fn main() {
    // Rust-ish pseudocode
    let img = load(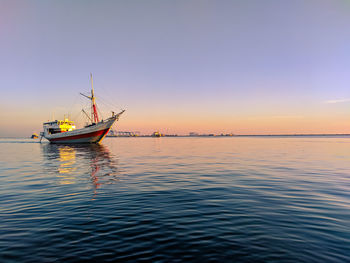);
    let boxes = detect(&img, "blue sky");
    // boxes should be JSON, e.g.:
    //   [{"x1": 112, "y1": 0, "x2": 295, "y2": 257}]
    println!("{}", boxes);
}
[{"x1": 1, "y1": 0, "x2": 350, "y2": 136}]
